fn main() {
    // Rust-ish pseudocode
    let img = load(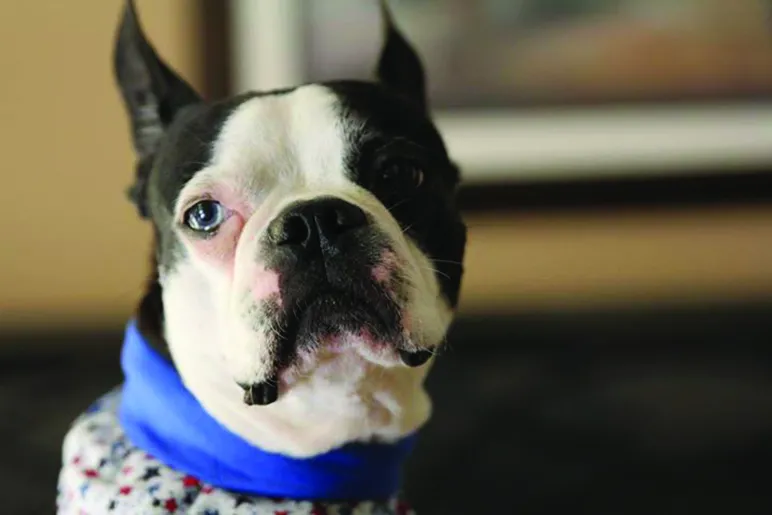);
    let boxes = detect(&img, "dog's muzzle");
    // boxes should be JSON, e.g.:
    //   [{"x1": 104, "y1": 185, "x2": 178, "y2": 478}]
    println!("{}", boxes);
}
[{"x1": 237, "y1": 196, "x2": 430, "y2": 406}]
